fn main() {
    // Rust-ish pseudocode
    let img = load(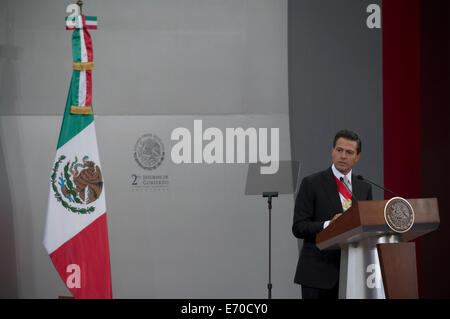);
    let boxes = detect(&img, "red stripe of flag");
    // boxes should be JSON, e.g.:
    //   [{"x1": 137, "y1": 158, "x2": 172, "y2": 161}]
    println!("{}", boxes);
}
[
  {"x1": 49, "y1": 213, "x2": 112, "y2": 299},
  {"x1": 83, "y1": 28, "x2": 93, "y2": 106}
]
